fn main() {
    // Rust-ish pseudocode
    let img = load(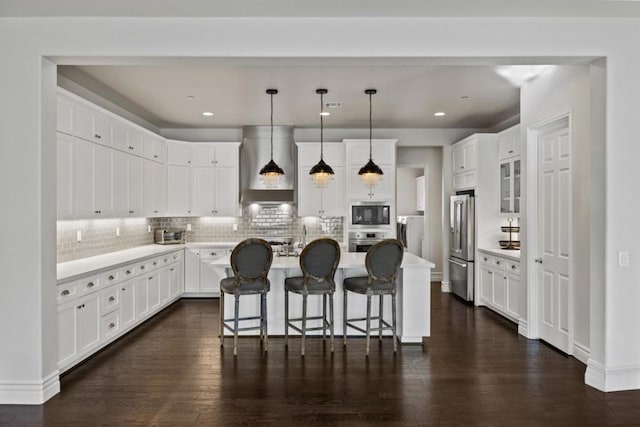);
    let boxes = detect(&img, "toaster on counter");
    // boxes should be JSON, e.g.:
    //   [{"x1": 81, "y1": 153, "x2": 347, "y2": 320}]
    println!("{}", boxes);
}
[{"x1": 154, "y1": 228, "x2": 186, "y2": 245}]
